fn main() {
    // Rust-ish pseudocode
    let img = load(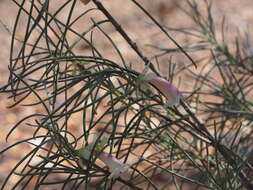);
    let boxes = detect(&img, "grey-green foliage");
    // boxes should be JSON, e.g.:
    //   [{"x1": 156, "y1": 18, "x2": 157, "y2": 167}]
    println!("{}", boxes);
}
[{"x1": 0, "y1": 0, "x2": 252, "y2": 190}]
